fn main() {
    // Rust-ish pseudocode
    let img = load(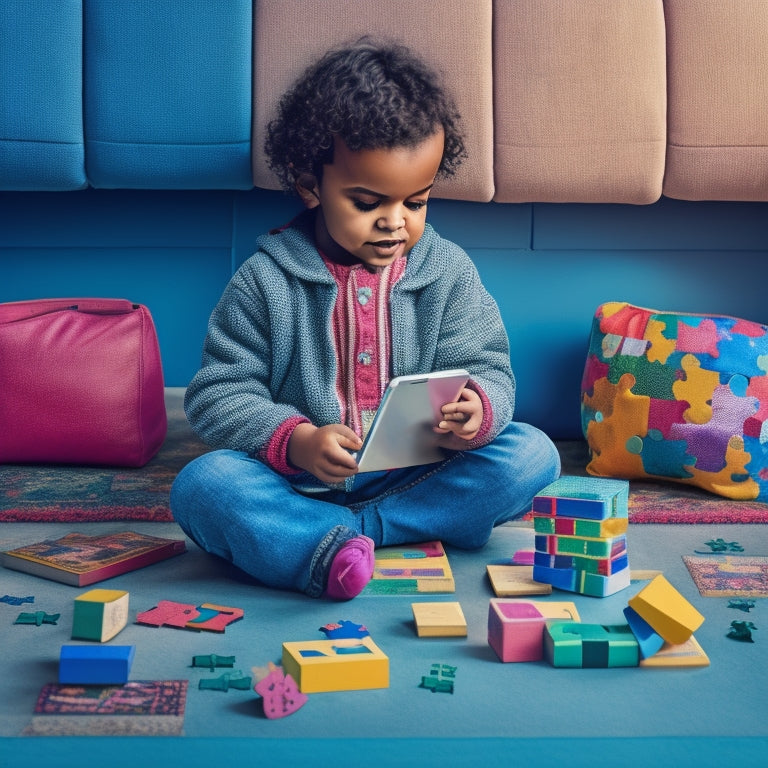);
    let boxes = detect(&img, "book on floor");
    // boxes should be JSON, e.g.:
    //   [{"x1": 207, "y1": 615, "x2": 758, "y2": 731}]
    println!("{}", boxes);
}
[
  {"x1": 1, "y1": 531, "x2": 186, "y2": 586},
  {"x1": 361, "y1": 540, "x2": 455, "y2": 595}
]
